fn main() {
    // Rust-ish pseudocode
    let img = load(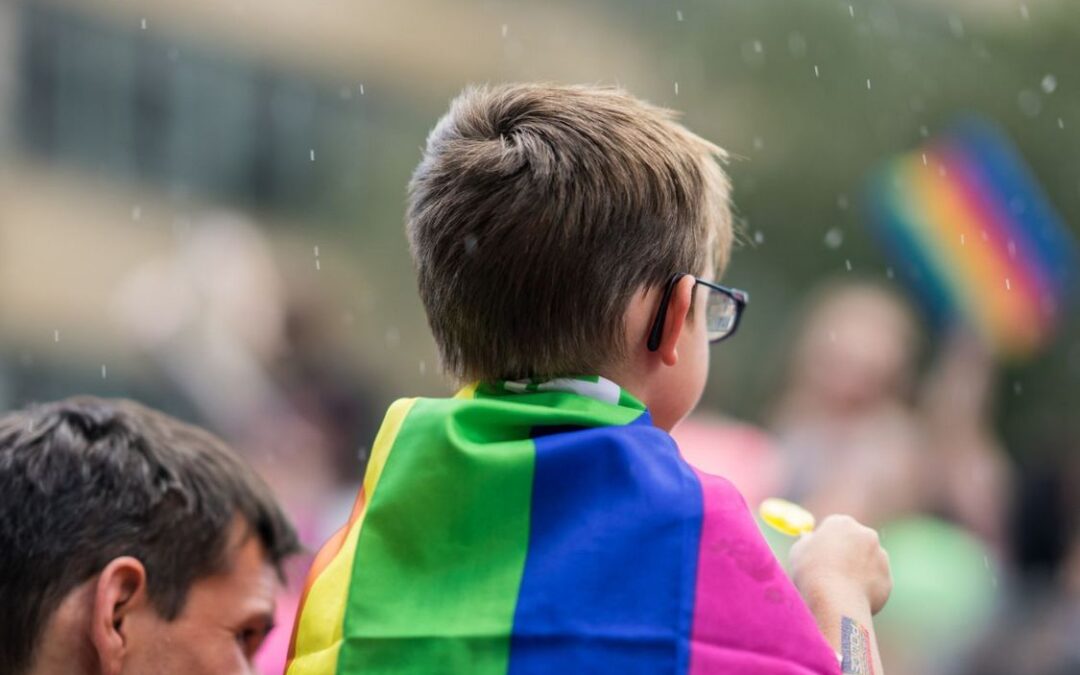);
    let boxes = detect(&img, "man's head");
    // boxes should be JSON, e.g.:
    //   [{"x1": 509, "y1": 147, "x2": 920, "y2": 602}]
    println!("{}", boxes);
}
[
  {"x1": 407, "y1": 83, "x2": 734, "y2": 424},
  {"x1": 0, "y1": 397, "x2": 299, "y2": 675}
]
